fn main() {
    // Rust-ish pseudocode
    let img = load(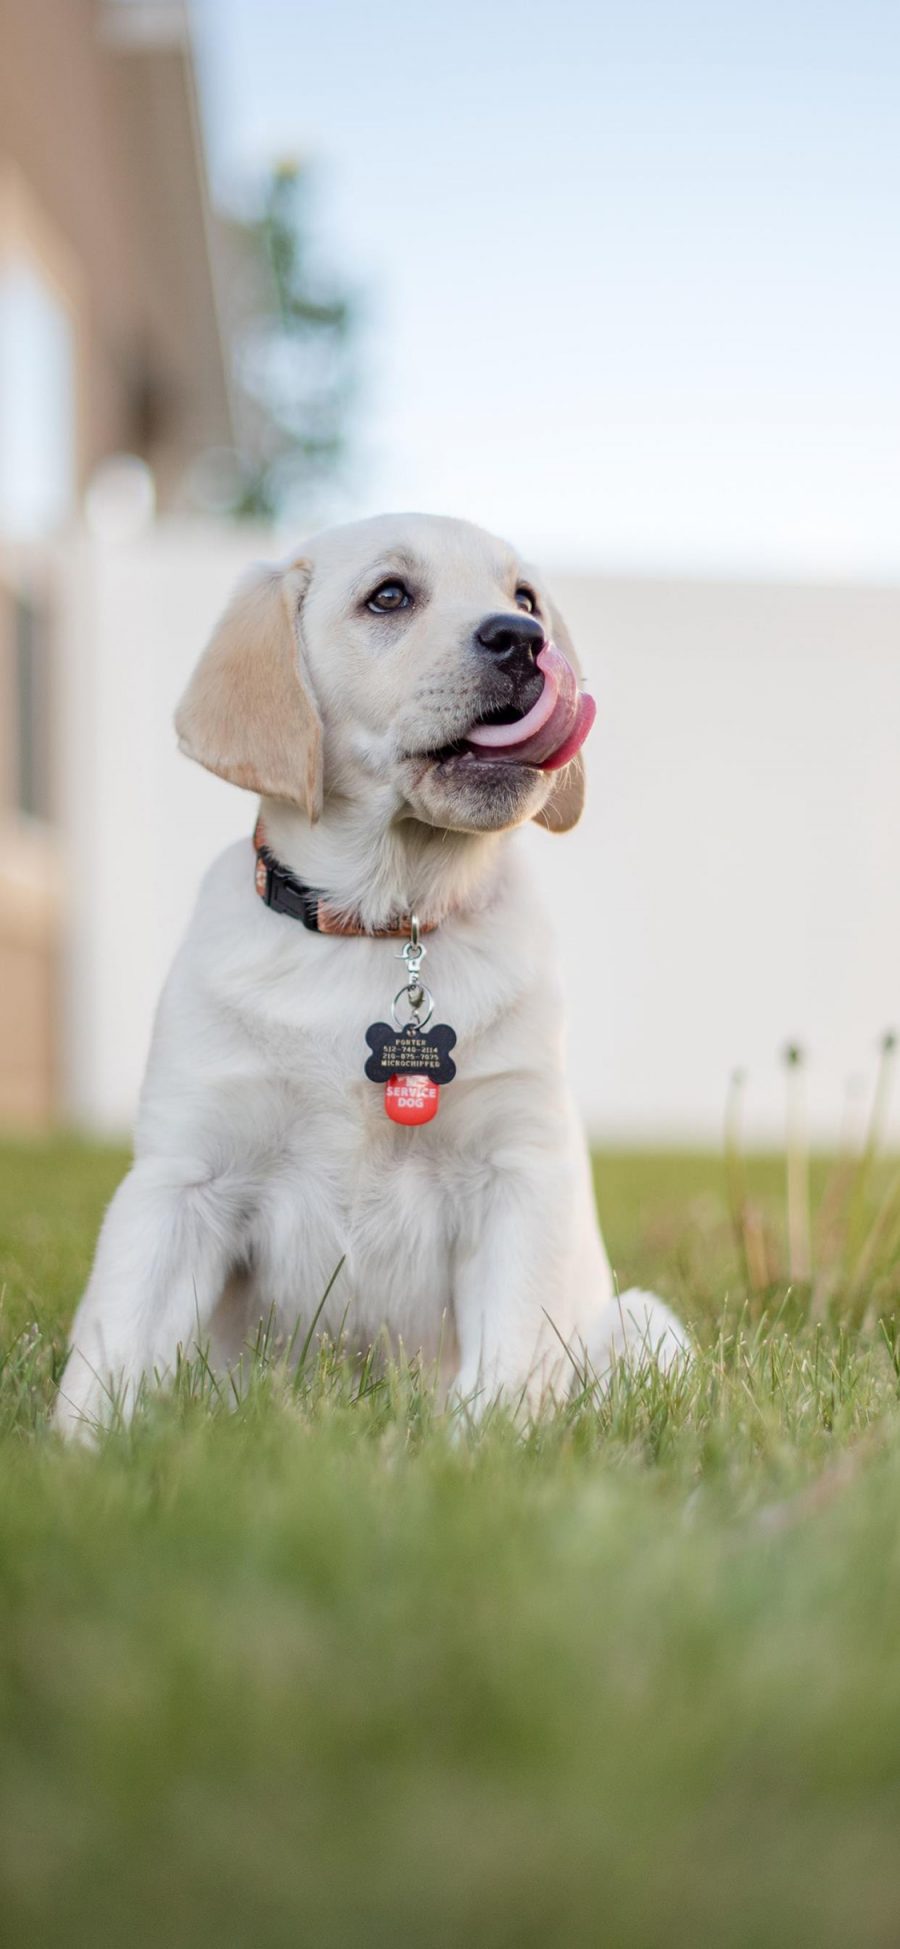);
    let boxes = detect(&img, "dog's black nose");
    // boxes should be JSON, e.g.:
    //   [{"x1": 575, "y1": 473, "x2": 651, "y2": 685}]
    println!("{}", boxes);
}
[{"x1": 475, "y1": 612, "x2": 543, "y2": 674}]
